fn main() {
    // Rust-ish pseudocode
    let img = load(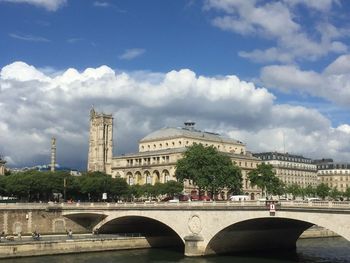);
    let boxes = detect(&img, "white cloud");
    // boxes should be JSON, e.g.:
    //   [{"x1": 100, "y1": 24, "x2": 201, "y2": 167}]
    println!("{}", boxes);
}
[
  {"x1": 93, "y1": 1, "x2": 109, "y2": 7},
  {"x1": 260, "y1": 55, "x2": 350, "y2": 106},
  {"x1": 283, "y1": 0, "x2": 339, "y2": 12},
  {"x1": 205, "y1": 0, "x2": 347, "y2": 63},
  {"x1": 0, "y1": 0, "x2": 67, "y2": 11},
  {"x1": 66, "y1": 38, "x2": 83, "y2": 44},
  {"x1": 119, "y1": 48, "x2": 145, "y2": 60},
  {"x1": 324, "y1": 54, "x2": 350, "y2": 75},
  {"x1": 1, "y1": 61, "x2": 350, "y2": 169},
  {"x1": 9, "y1": 33, "x2": 50, "y2": 42},
  {"x1": 239, "y1": 48, "x2": 294, "y2": 64}
]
